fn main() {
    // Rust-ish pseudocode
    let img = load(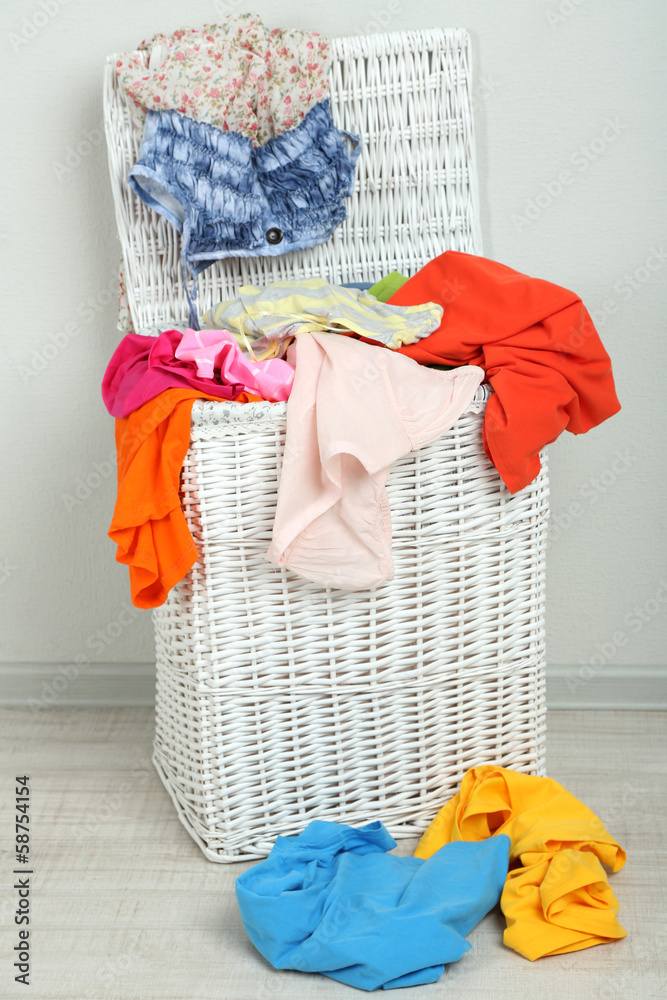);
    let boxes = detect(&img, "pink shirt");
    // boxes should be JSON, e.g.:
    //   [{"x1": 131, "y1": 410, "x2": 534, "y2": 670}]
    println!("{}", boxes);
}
[{"x1": 102, "y1": 328, "x2": 294, "y2": 418}]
